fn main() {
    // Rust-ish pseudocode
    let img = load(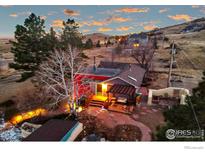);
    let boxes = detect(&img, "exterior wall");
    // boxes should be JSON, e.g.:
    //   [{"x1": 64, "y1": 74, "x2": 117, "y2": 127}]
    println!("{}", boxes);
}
[
  {"x1": 147, "y1": 87, "x2": 190, "y2": 105},
  {"x1": 74, "y1": 73, "x2": 111, "y2": 97}
]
